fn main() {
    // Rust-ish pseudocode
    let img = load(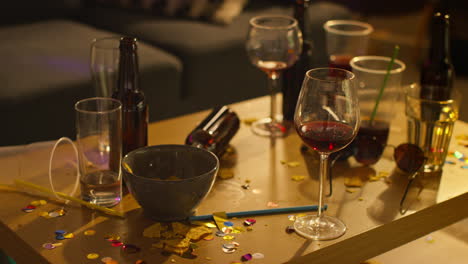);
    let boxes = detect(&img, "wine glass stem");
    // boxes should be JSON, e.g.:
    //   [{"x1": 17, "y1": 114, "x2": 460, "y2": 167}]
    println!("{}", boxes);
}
[
  {"x1": 268, "y1": 74, "x2": 281, "y2": 124},
  {"x1": 318, "y1": 153, "x2": 329, "y2": 218}
]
